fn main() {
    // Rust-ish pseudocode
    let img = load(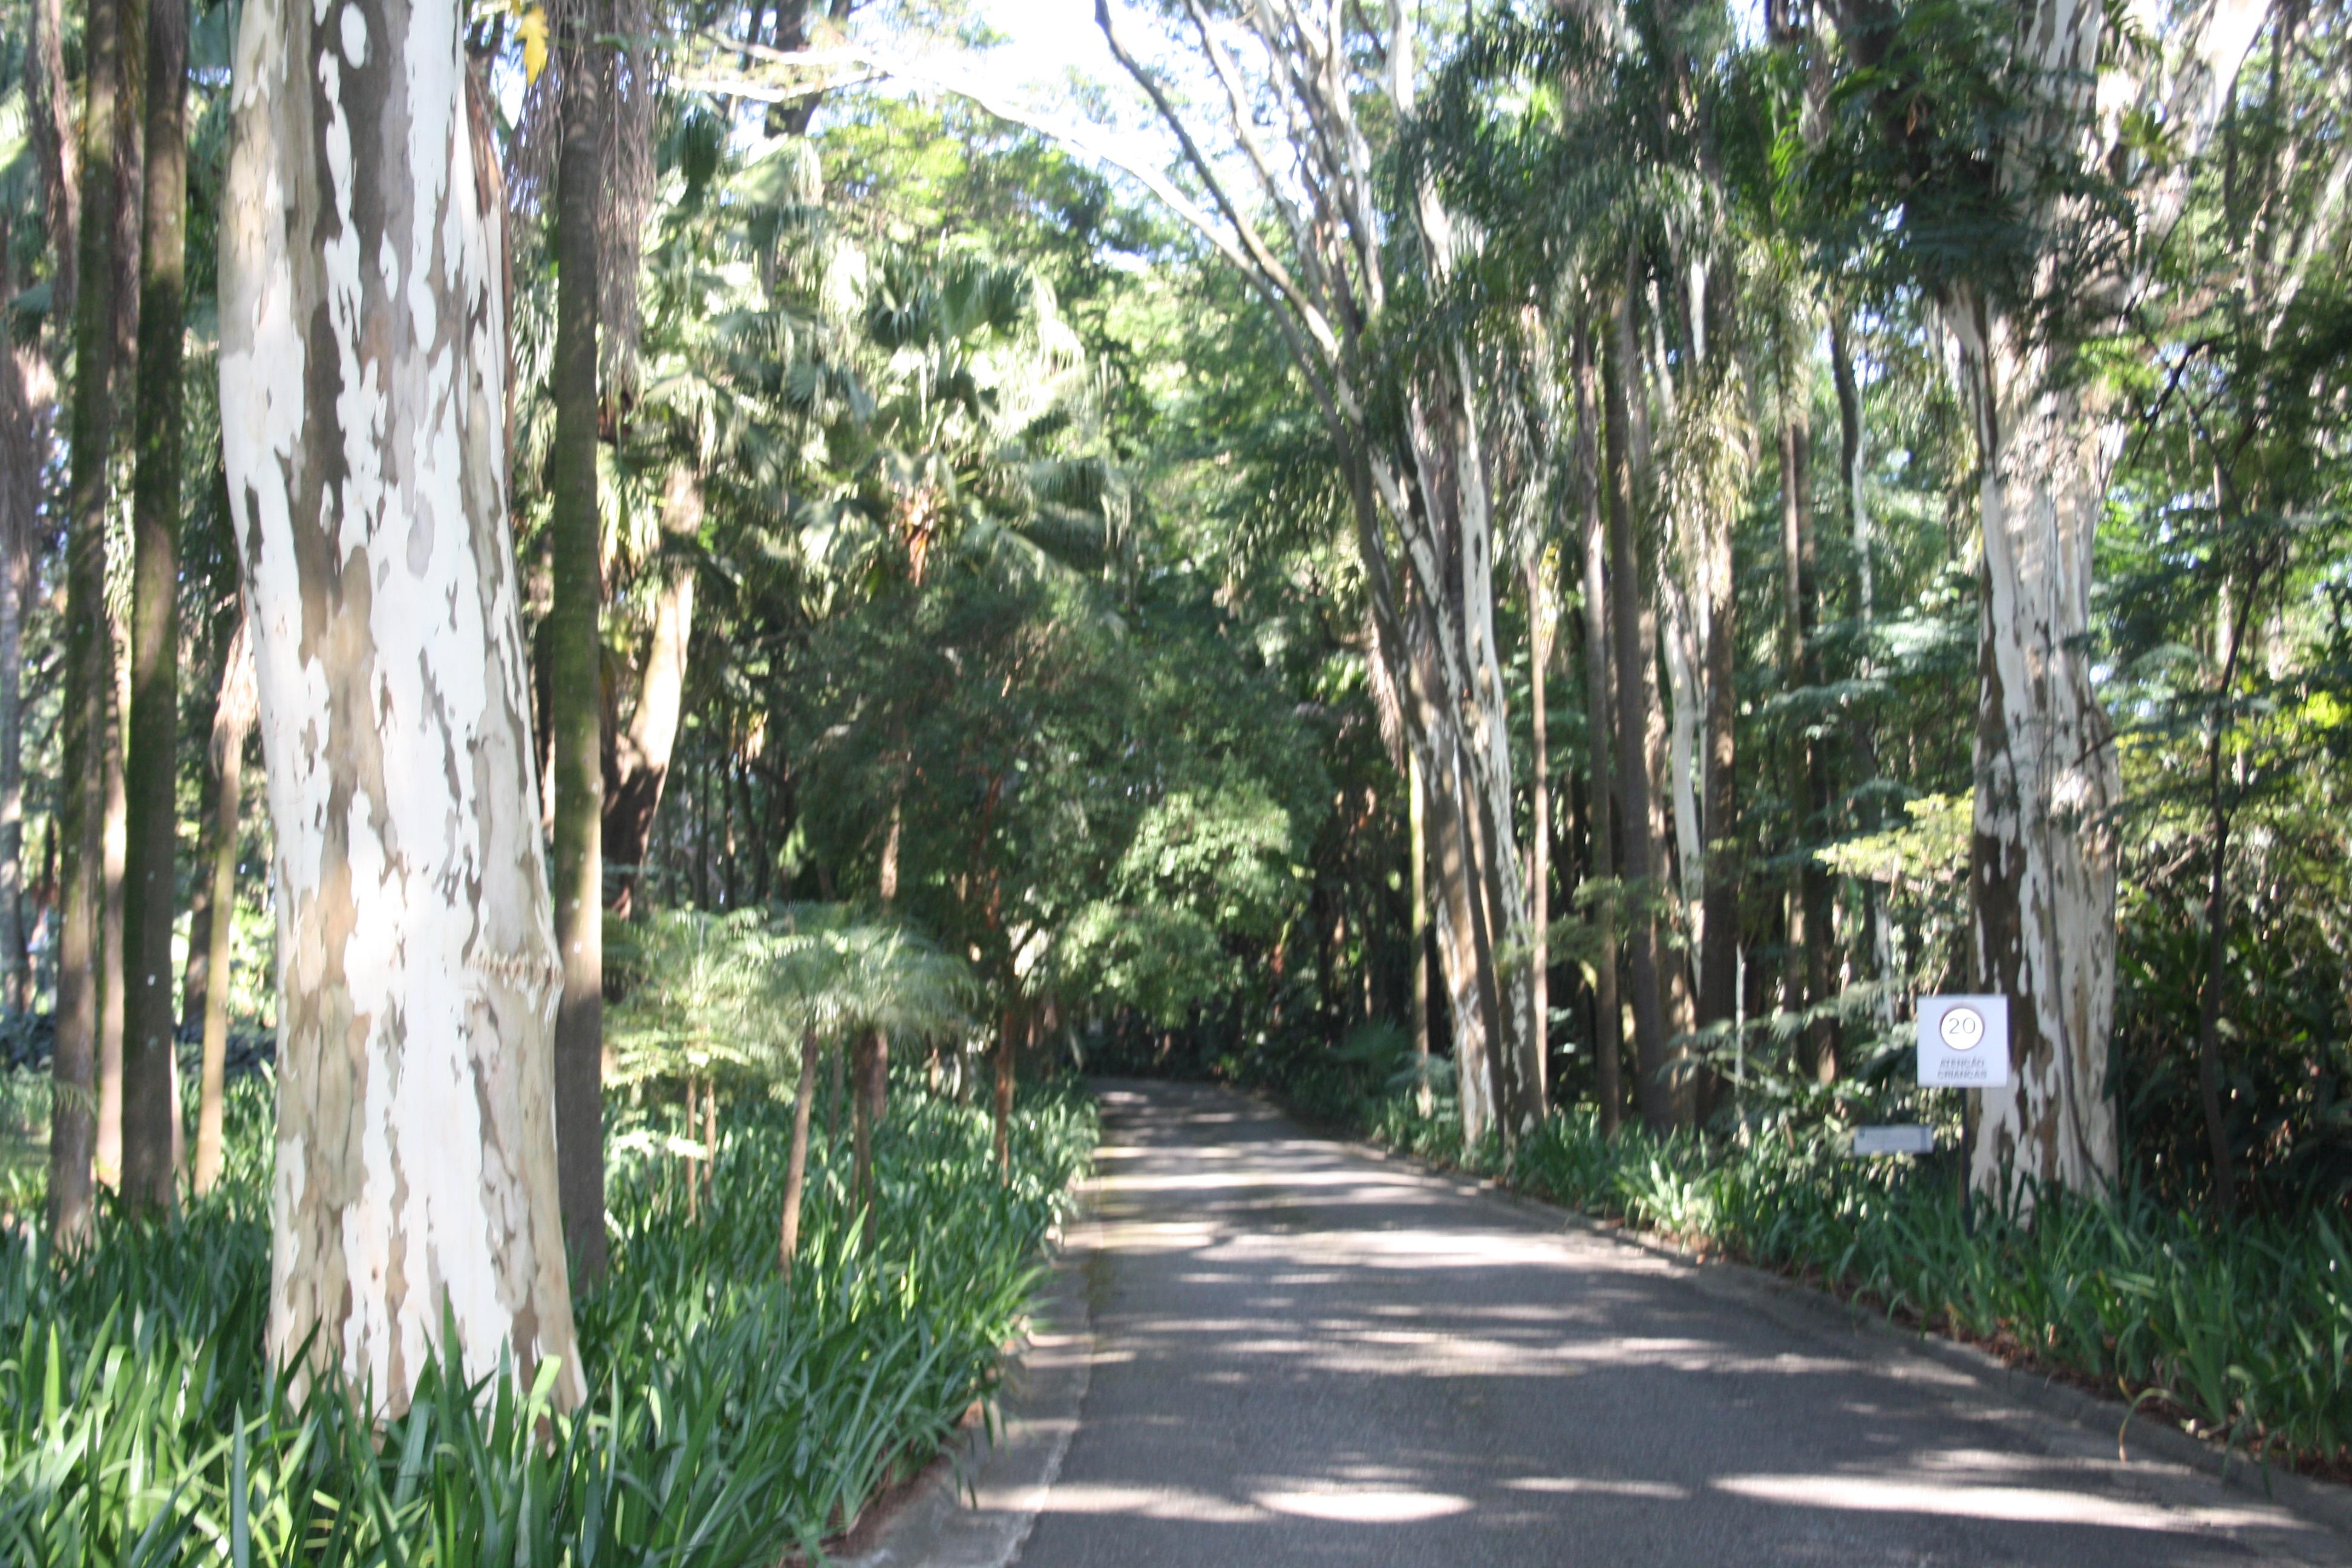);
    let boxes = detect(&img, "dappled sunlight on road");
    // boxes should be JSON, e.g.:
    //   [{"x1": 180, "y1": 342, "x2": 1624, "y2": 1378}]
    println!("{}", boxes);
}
[{"x1": 1009, "y1": 1082, "x2": 2342, "y2": 1567}]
